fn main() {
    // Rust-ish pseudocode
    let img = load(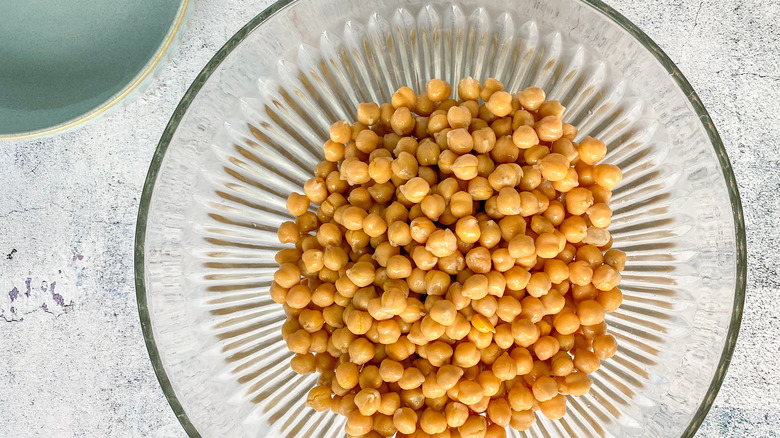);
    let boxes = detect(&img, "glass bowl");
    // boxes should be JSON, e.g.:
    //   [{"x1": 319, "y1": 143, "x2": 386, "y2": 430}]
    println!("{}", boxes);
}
[{"x1": 135, "y1": 0, "x2": 746, "y2": 437}]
